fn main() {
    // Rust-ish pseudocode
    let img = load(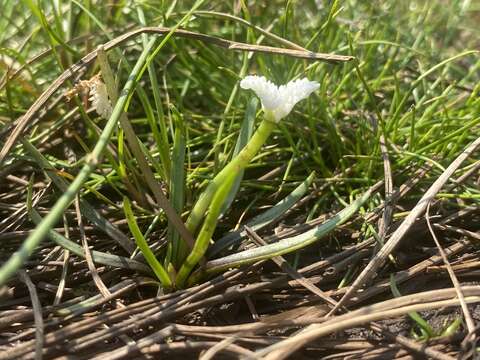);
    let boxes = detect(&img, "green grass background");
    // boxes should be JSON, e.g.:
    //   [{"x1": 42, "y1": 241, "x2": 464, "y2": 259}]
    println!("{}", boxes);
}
[{"x1": 0, "y1": 0, "x2": 479, "y2": 286}]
